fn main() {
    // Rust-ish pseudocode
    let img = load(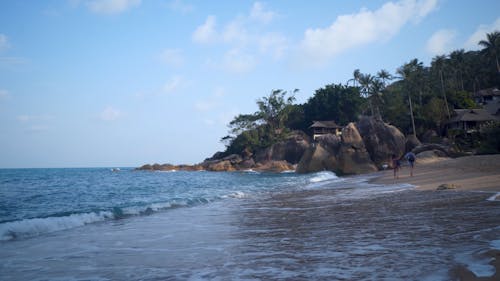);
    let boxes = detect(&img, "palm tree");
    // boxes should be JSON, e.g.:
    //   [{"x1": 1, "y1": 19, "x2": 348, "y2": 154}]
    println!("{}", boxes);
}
[
  {"x1": 347, "y1": 69, "x2": 361, "y2": 87},
  {"x1": 431, "y1": 55, "x2": 451, "y2": 119},
  {"x1": 396, "y1": 60, "x2": 420, "y2": 136},
  {"x1": 478, "y1": 31, "x2": 500, "y2": 73},
  {"x1": 449, "y1": 49, "x2": 466, "y2": 91},
  {"x1": 377, "y1": 69, "x2": 393, "y2": 87}
]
